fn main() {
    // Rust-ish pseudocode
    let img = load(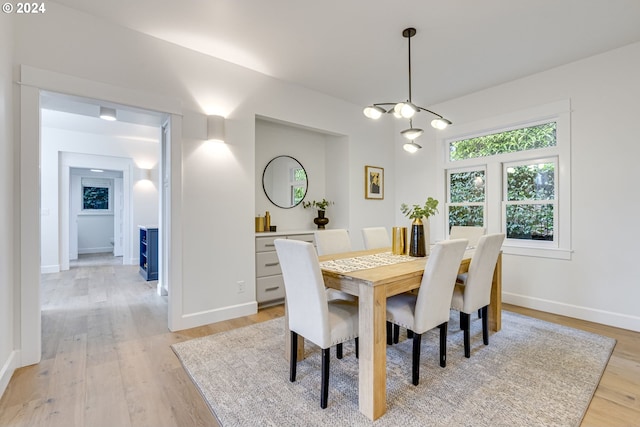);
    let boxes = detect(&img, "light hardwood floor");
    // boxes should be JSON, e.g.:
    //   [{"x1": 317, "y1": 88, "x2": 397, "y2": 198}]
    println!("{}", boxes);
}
[{"x1": 0, "y1": 256, "x2": 638, "y2": 426}]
